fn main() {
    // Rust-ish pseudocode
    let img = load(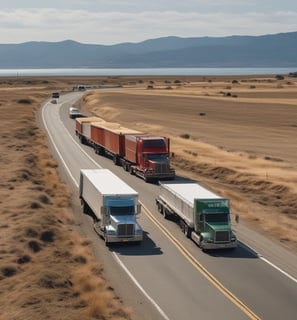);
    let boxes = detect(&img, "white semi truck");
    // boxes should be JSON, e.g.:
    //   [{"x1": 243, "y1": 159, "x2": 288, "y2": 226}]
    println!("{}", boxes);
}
[
  {"x1": 79, "y1": 169, "x2": 143, "y2": 244},
  {"x1": 156, "y1": 181, "x2": 237, "y2": 250}
]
